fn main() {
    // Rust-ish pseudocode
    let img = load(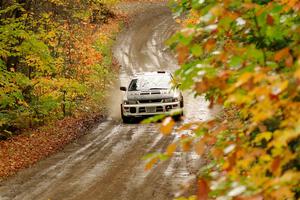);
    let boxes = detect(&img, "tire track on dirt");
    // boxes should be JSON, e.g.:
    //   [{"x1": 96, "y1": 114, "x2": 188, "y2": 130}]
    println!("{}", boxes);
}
[{"x1": 72, "y1": 124, "x2": 173, "y2": 200}]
